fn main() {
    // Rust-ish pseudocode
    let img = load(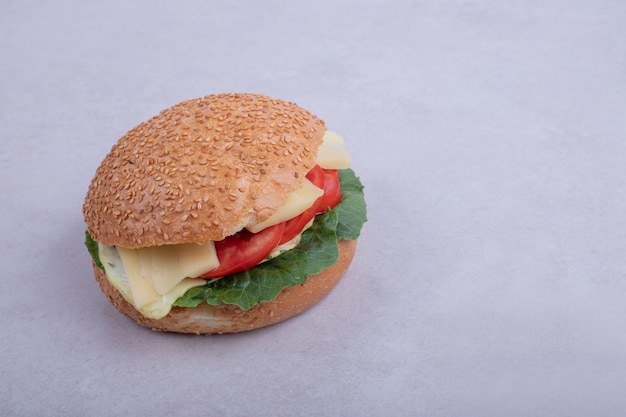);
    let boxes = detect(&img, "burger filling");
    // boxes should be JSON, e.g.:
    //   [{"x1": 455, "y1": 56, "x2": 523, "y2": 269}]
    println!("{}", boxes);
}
[{"x1": 87, "y1": 132, "x2": 366, "y2": 319}]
